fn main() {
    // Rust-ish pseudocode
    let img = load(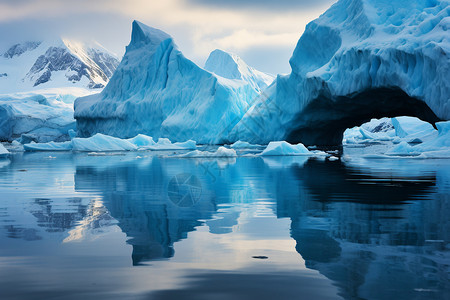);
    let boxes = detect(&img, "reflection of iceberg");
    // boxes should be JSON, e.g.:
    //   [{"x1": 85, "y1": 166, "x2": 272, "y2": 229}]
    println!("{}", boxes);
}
[
  {"x1": 276, "y1": 160, "x2": 449, "y2": 300},
  {"x1": 74, "y1": 156, "x2": 219, "y2": 265}
]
